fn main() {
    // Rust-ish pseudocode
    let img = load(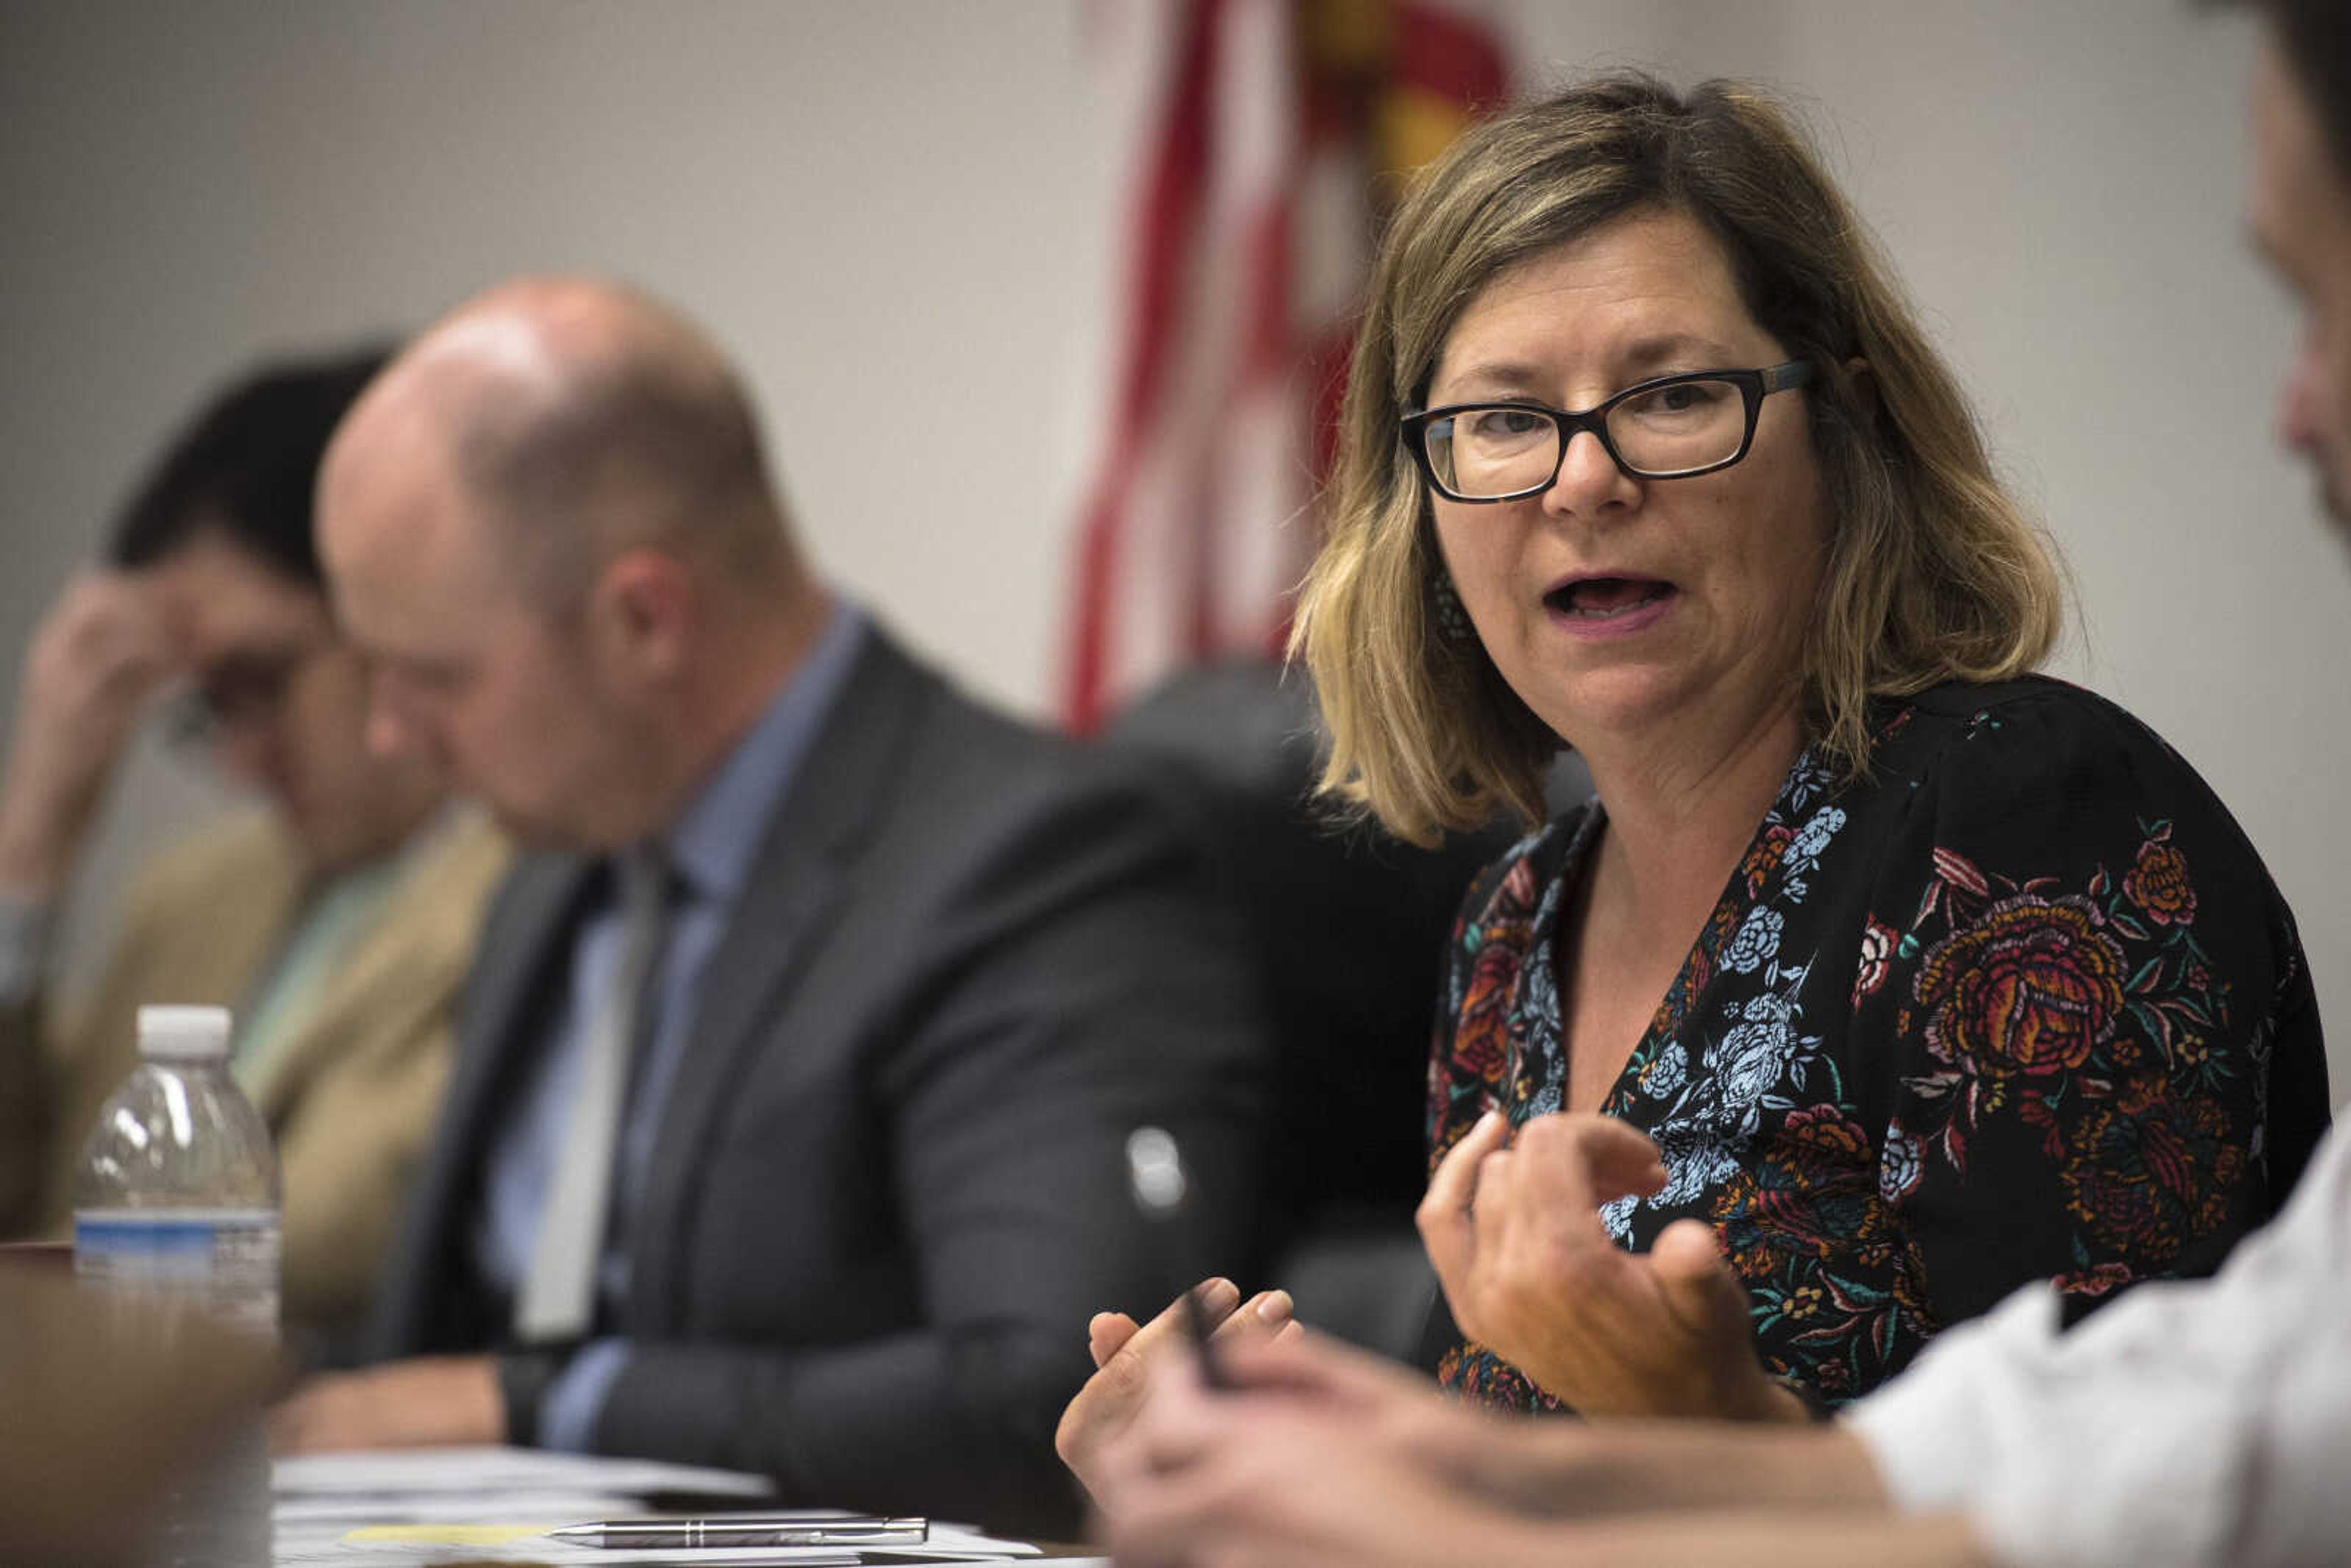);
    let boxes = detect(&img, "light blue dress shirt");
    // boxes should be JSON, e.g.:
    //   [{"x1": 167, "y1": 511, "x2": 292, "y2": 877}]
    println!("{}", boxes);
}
[{"x1": 471, "y1": 603, "x2": 866, "y2": 1450}]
